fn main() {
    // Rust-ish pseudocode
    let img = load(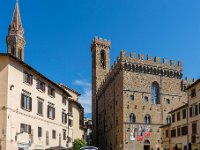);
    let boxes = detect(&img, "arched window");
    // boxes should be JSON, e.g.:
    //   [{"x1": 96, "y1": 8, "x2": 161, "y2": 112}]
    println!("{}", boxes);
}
[
  {"x1": 18, "y1": 48, "x2": 22, "y2": 60},
  {"x1": 100, "y1": 50, "x2": 106, "y2": 69},
  {"x1": 144, "y1": 115, "x2": 151, "y2": 124},
  {"x1": 11, "y1": 46, "x2": 16, "y2": 56},
  {"x1": 151, "y1": 81, "x2": 159, "y2": 104},
  {"x1": 129, "y1": 113, "x2": 136, "y2": 123},
  {"x1": 166, "y1": 116, "x2": 171, "y2": 124}
]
